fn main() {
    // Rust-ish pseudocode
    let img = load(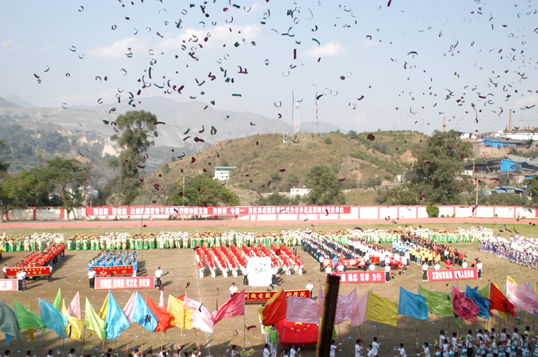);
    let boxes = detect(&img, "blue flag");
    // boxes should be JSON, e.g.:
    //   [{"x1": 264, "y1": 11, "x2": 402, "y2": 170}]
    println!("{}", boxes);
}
[
  {"x1": 464, "y1": 285, "x2": 490, "y2": 320},
  {"x1": 105, "y1": 292, "x2": 130, "y2": 339},
  {"x1": 398, "y1": 287, "x2": 428, "y2": 321},
  {"x1": 39, "y1": 299, "x2": 68, "y2": 338},
  {"x1": 133, "y1": 292, "x2": 158, "y2": 331}
]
